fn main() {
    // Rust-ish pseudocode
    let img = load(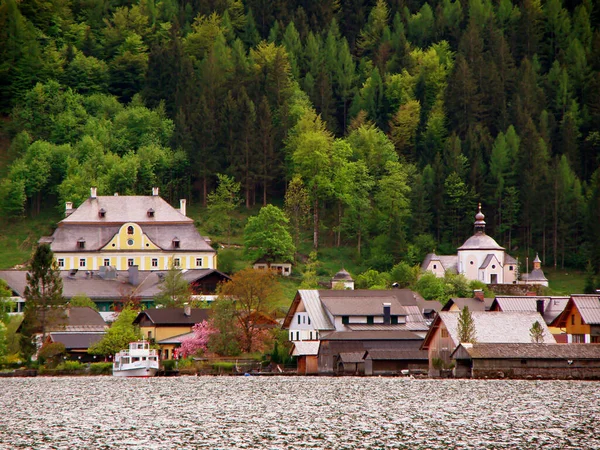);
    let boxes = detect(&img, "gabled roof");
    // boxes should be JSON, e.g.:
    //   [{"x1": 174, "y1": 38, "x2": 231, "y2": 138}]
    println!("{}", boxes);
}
[
  {"x1": 282, "y1": 290, "x2": 335, "y2": 331},
  {"x1": 421, "y1": 253, "x2": 458, "y2": 273},
  {"x1": 442, "y1": 297, "x2": 494, "y2": 312},
  {"x1": 48, "y1": 332, "x2": 106, "y2": 350},
  {"x1": 422, "y1": 312, "x2": 555, "y2": 350},
  {"x1": 479, "y1": 253, "x2": 501, "y2": 269},
  {"x1": 133, "y1": 308, "x2": 210, "y2": 326},
  {"x1": 338, "y1": 352, "x2": 366, "y2": 363},
  {"x1": 60, "y1": 195, "x2": 192, "y2": 225},
  {"x1": 291, "y1": 341, "x2": 320, "y2": 356},
  {"x1": 491, "y1": 296, "x2": 569, "y2": 324},
  {"x1": 552, "y1": 295, "x2": 600, "y2": 327},
  {"x1": 504, "y1": 254, "x2": 518, "y2": 264},
  {"x1": 63, "y1": 307, "x2": 108, "y2": 331},
  {"x1": 451, "y1": 343, "x2": 600, "y2": 360}
]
